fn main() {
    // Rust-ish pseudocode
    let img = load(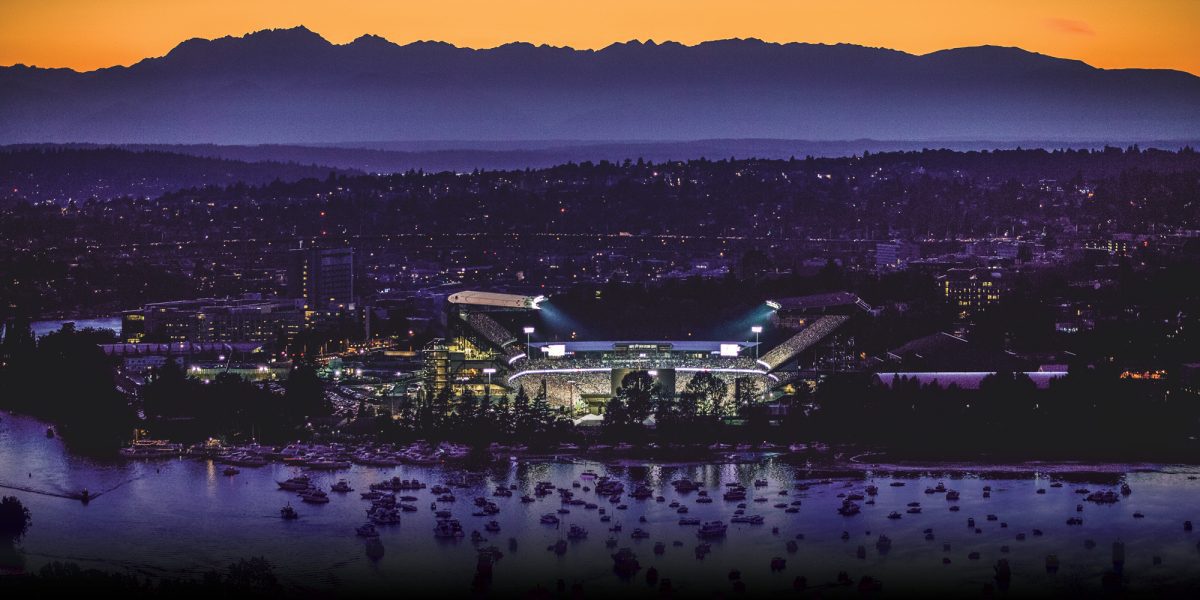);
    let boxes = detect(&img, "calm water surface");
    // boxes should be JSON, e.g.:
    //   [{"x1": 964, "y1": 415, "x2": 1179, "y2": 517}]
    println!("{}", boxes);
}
[{"x1": 2, "y1": 413, "x2": 1199, "y2": 596}]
